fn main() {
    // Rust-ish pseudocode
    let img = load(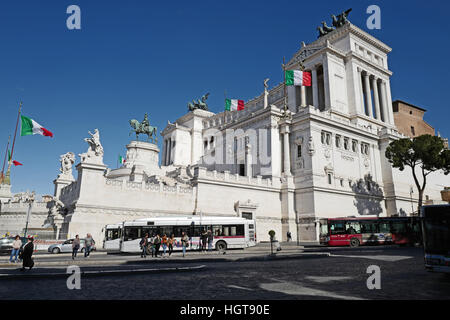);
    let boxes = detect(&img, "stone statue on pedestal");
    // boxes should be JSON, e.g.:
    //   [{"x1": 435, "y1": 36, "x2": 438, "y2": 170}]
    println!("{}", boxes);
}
[
  {"x1": 79, "y1": 129, "x2": 104, "y2": 164},
  {"x1": 263, "y1": 78, "x2": 269, "y2": 109},
  {"x1": 58, "y1": 152, "x2": 75, "y2": 180}
]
